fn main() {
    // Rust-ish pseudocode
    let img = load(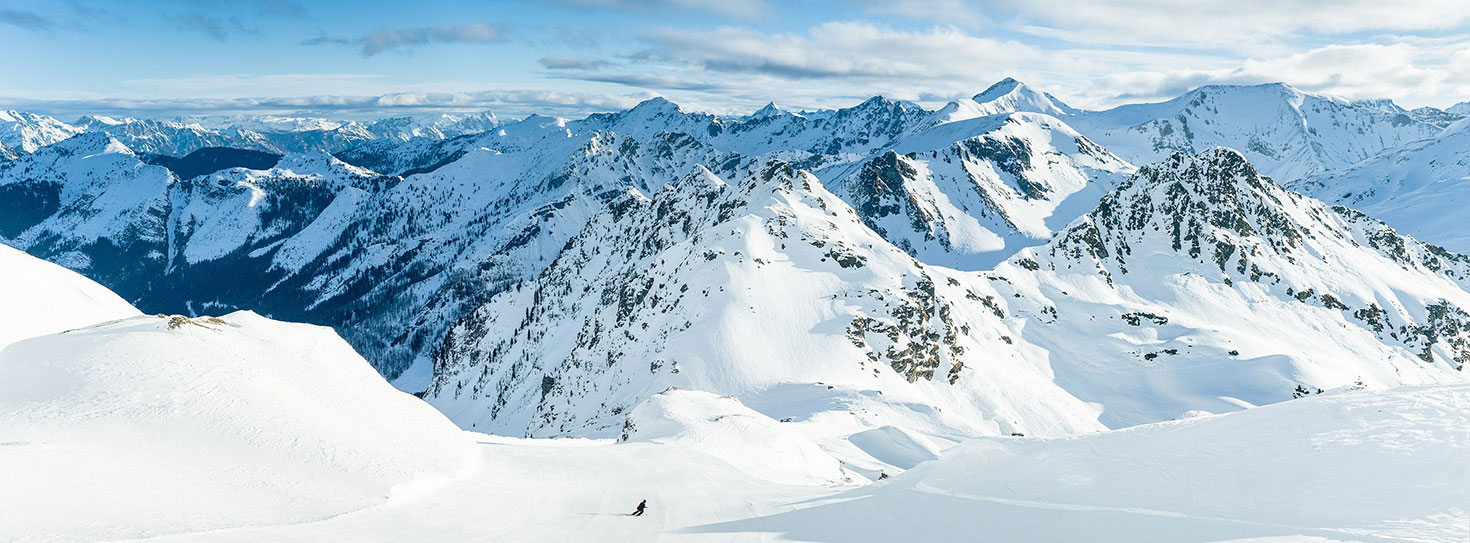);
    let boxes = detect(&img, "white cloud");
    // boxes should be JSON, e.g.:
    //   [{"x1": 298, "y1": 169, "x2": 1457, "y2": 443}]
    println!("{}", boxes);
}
[
  {"x1": 1094, "y1": 41, "x2": 1470, "y2": 107},
  {"x1": 862, "y1": 0, "x2": 1470, "y2": 54},
  {"x1": 557, "y1": 0, "x2": 768, "y2": 19},
  {"x1": 0, "y1": 89, "x2": 651, "y2": 120},
  {"x1": 303, "y1": 23, "x2": 505, "y2": 56}
]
